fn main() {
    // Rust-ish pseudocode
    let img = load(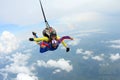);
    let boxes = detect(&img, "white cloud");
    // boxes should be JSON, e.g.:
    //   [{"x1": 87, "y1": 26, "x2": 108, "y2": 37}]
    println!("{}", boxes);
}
[
  {"x1": 0, "y1": 52, "x2": 38, "y2": 80},
  {"x1": 53, "y1": 69, "x2": 61, "y2": 74},
  {"x1": 106, "y1": 39, "x2": 120, "y2": 49},
  {"x1": 69, "y1": 29, "x2": 104, "y2": 35},
  {"x1": 110, "y1": 45, "x2": 120, "y2": 49},
  {"x1": 0, "y1": 31, "x2": 19, "y2": 54},
  {"x1": 0, "y1": 72, "x2": 8, "y2": 80},
  {"x1": 0, "y1": 0, "x2": 41, "y2": 25},
  {"x1": 110, "y1": 53, "x2": 120, "y2": 61},
  {"x1": 2, "y1": 52, "x2": 31, "y2": 74},
  {"x1": 66, "y1": 29, "x2": 104, "y2": 47},
  {"x1": 76, "y1": 48, "x2": 93, "y2": 60},
  {"x1": 37, "y1": 58, "x2": 73, "y2": 73},
  {"x1": 23, "y1": 49, "x2": 33, "y2": 53},
  {"x1": 15, "y1": 73, "x2": 38, "y2": 80},
  {"x1": 76, "y1": 48, "x2": 105, "y2": 61},
  {"x1": 67, "y1": 38, "x2": 80, "y2": 46},
  {"x1": 75, "y1": 33, "x2": 89, "y2": 37},
  {"x1": 0, "y1": 43, "x2": 4, "y2": 53},
  {"x1": 66, "y1": 29, "x2": 105, "y2": 40},
  {"x1": 60, "y1": 12, "x2": 103, "y2": 25},
  {"x1": 82, "y1": 51, "x2": 93, "y2": 60},
  {"x1": 99, "y1": 63, "x2": 109, "y2": 67},
  {"x1": 76, "y1": 48, "x2": 93, "y2": 56},
  {"x1": 76, "y1": 49, "x2": 83, "y2": 54},
  {"x1": 5, "y1": 65, "x2": 31, "y2": 74},
  {"x1": 83, "y1": 56, "x2": 89, "y2": 60},
  {"x1": 92, "y1": 55, "x2": 104, "y2": 61},
  {"x1": 79, "y1": 29, "x2": 103, "y2": 33},
  {"x1": 83, "y1": 51, "x2": 93, "y2": 56},
  {"x1": 109, "y1": 40, "x2": 120, "y2": 44},
  {"x1": 1, "y1": 0, "x2": 119, "y2": 26}
]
